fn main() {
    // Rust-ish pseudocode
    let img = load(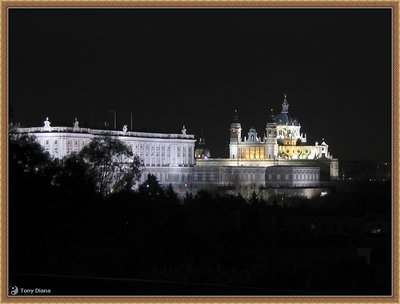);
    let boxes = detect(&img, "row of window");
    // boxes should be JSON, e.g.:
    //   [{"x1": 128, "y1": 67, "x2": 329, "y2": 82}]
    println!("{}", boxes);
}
[
  {"x1": 267, "y1": 173, "x2": 318, "y2": 181},
  {"x1": 43, "y1": 139, "x2": 59, "y2": 145},
  {"x1": 277, "y1": 129, "x2": 300, "y2": 137},
  {"x1": 139, "y1": 154, "x2": 193, "y2": 166},
  {"x1": 133, "y1": 145, "x2": 193, "y2": 161},
  {"x1": 294, "y1": 173, "x2": 318, "y2": 180},
  {"x1": 43, "y1": 139, "x2": 86, "y2": 147},
  {"x1": 285, "y1": 149, "x2": 309, "y2": 154},
  {"x1": 196, "y1": 172, "x2": 263, "y2": 182},
  {"x1": 195, "y1": 173, "x2": 216, "y2": 182}
]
